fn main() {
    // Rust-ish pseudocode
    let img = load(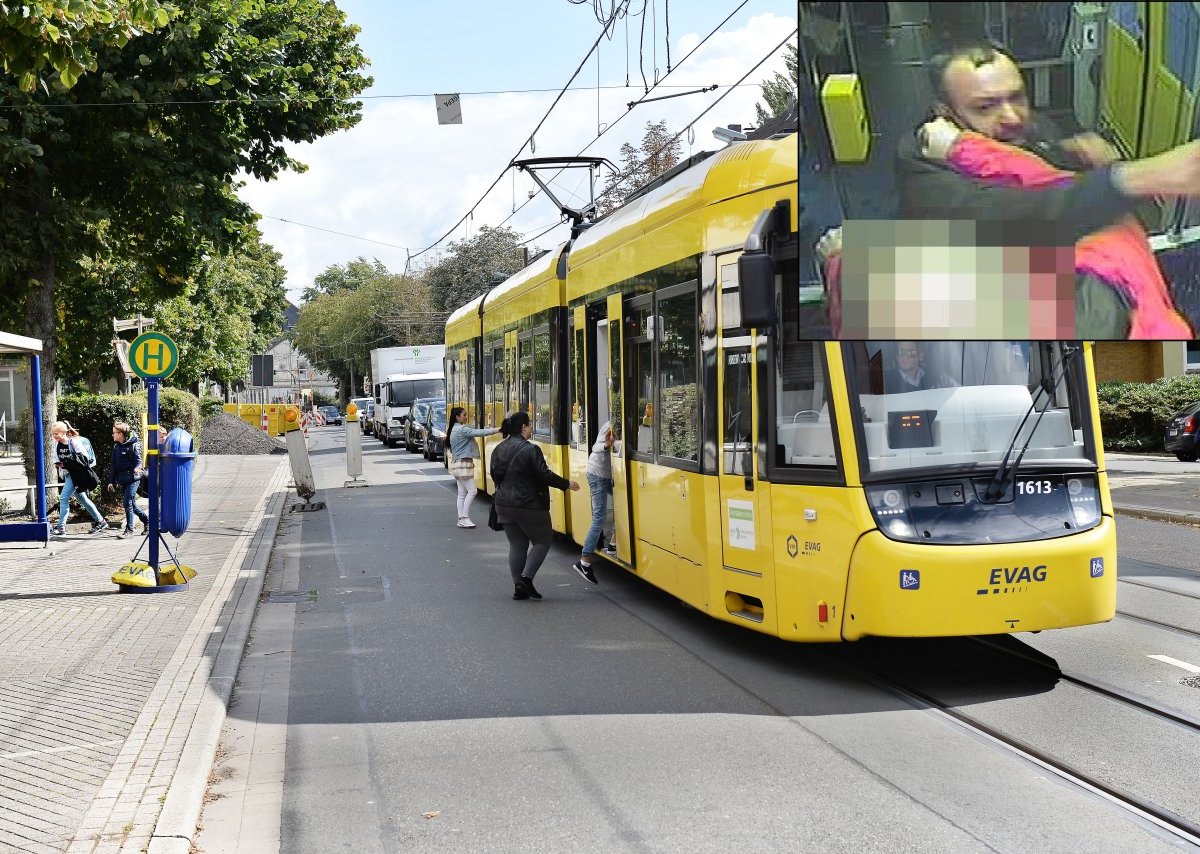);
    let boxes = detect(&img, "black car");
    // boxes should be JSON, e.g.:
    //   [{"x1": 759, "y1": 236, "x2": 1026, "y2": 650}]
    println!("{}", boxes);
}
[
  {"x1": 404, "y1": 397, "x2": 444, "y2": 453},
  {"x1": 320, "y1": 405, "x2": 342, "y2": 426},
  {"x1": 422, "y1": 406, "x2": 448, "y2": 461},
  {"x1": 1165, "y1": 401, "x2": 1200, "y2": 461}
]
